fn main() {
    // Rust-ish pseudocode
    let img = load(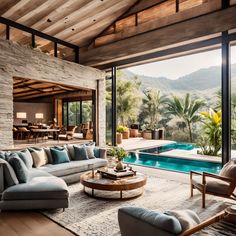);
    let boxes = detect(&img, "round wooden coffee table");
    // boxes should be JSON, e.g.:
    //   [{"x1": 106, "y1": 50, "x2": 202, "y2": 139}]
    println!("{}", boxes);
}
[{"x1": 80, "y1": 170, "x2": 147, "y2": 200}]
